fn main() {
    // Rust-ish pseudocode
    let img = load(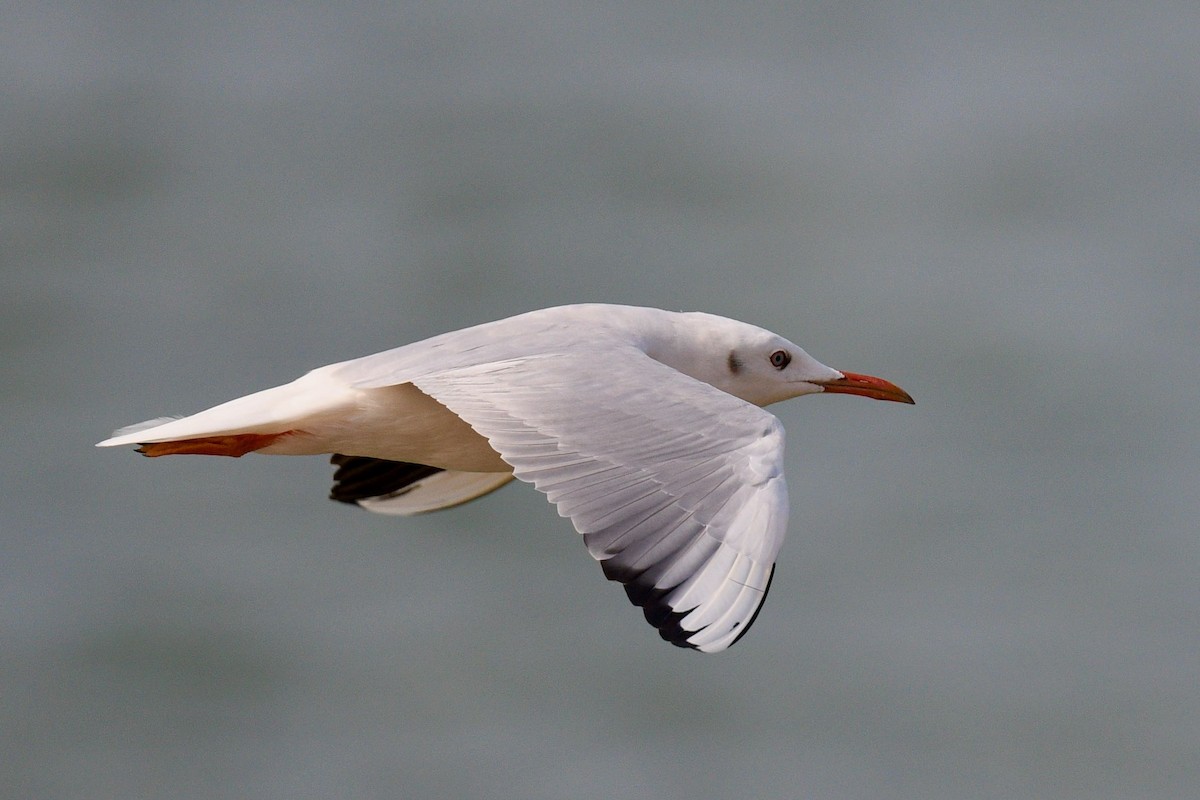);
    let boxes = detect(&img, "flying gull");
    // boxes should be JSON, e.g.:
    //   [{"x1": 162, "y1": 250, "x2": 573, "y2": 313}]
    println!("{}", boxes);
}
[{"x1": 98, "y1": 304, "x2": 913, "y2": 652}]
